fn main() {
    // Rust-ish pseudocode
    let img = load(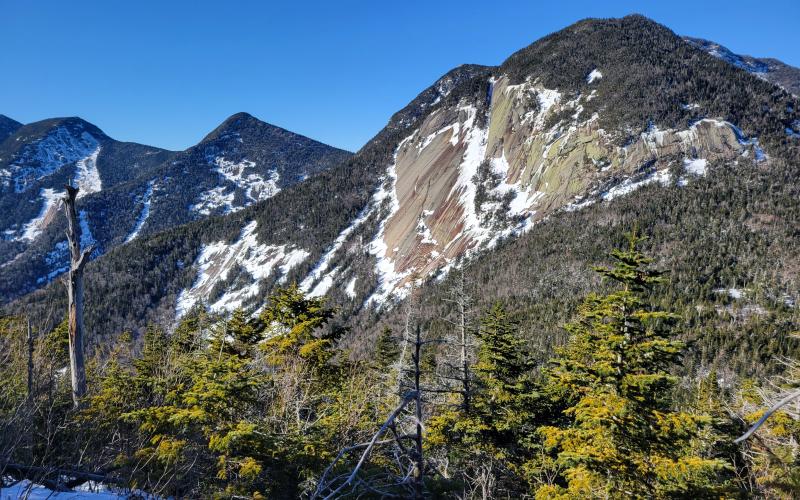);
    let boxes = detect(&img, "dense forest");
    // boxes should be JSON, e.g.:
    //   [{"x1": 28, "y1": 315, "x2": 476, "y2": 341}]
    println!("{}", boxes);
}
[{"x1": 2, "y1": 234, "x2": 799, "y2": 498}]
